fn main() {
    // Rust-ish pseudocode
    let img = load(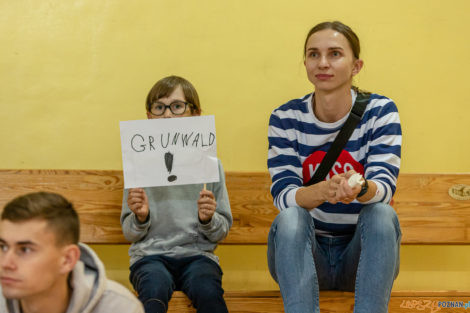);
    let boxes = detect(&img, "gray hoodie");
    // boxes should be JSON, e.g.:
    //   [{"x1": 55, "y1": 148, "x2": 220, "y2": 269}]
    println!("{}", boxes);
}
[
  {"x1": 121, "y1": 160, "x2": 233, "y2": 265},
  {"x1": 0, "y1": 243, "x2": 143, "y2": 313}
]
